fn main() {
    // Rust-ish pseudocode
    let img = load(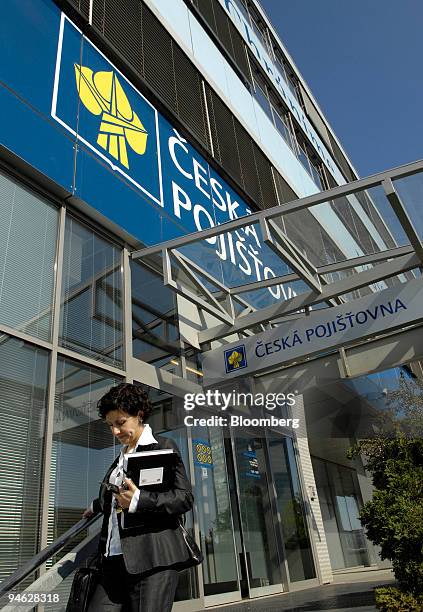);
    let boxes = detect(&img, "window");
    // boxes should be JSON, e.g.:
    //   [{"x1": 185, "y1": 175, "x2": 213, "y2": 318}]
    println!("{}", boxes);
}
[
  {"x1": 232, "y1": 0, "x2": 250, "y2": 22},
  {"x1": 273, "y1": 47, "x2": 289, "y2": 84},
  {"x1": 294, "y1": 134, "x2": 325, "y2": 189},
  {"x1": 0, "y1": 335, "x2": 49, "y2": 583},
  {"x1": 287, "y1": 72, "x2": 301, "y2": 104},
  {"x1": 296, "y1": 138, "x2": 310, "y2": 171},
  {"x1": 0, "y1": 172, "x2": 58, "y2": 341},
  {"x1": 59, "y1": 216, "x2": 123, "y2": 367},
  {"x1": 250, "y1": 14, "x2": 267, "y2": 49},
  {"x1": 310, "y1": 160, "x2": 324, "y2": 190},
  {"x1": 48, "y1": 357, "x2": 121, "y2": 558},
  {"x1": 271, "y1": 102, "x2": 293, "y2": 147},
  {"x1": 131, "y1": 260, "x2": 180, "y2": 372},
  {"x1": 253, "y1": 74, "x2": 273, "y2": 121},
  {"x1": 272, "y1": 47, "x2": 303, "y2": 106}
]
